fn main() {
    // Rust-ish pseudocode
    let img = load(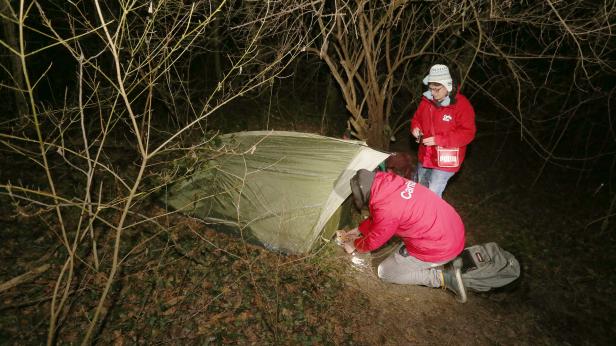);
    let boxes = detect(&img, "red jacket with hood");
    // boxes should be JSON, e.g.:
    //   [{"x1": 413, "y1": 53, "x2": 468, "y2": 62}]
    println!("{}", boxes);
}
[
  {"x1": 410, "y1": 93, "x2": 476, "y2": 172},
  {"x1": 354, "y1": 172, "x2": 465, "y2": 262}
]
